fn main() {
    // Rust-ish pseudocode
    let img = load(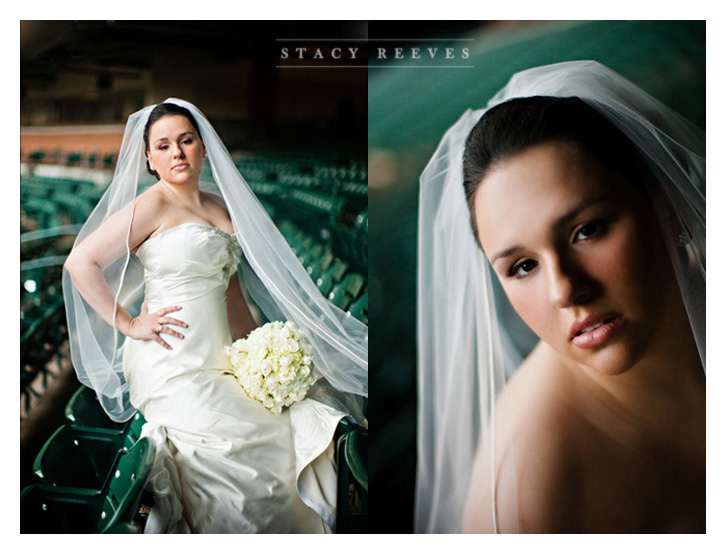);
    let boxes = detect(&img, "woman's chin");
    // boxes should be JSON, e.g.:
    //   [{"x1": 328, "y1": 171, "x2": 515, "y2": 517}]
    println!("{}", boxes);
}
[
  {"x1": 161, "y1": 173, "x2": 199, "y2": 186},
  {"x1": 545, "y1": 335, "x2": 644, "y2": 378},
  {"x1": 571, "y1": 343, "x2": 645, "y2": 377}
]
